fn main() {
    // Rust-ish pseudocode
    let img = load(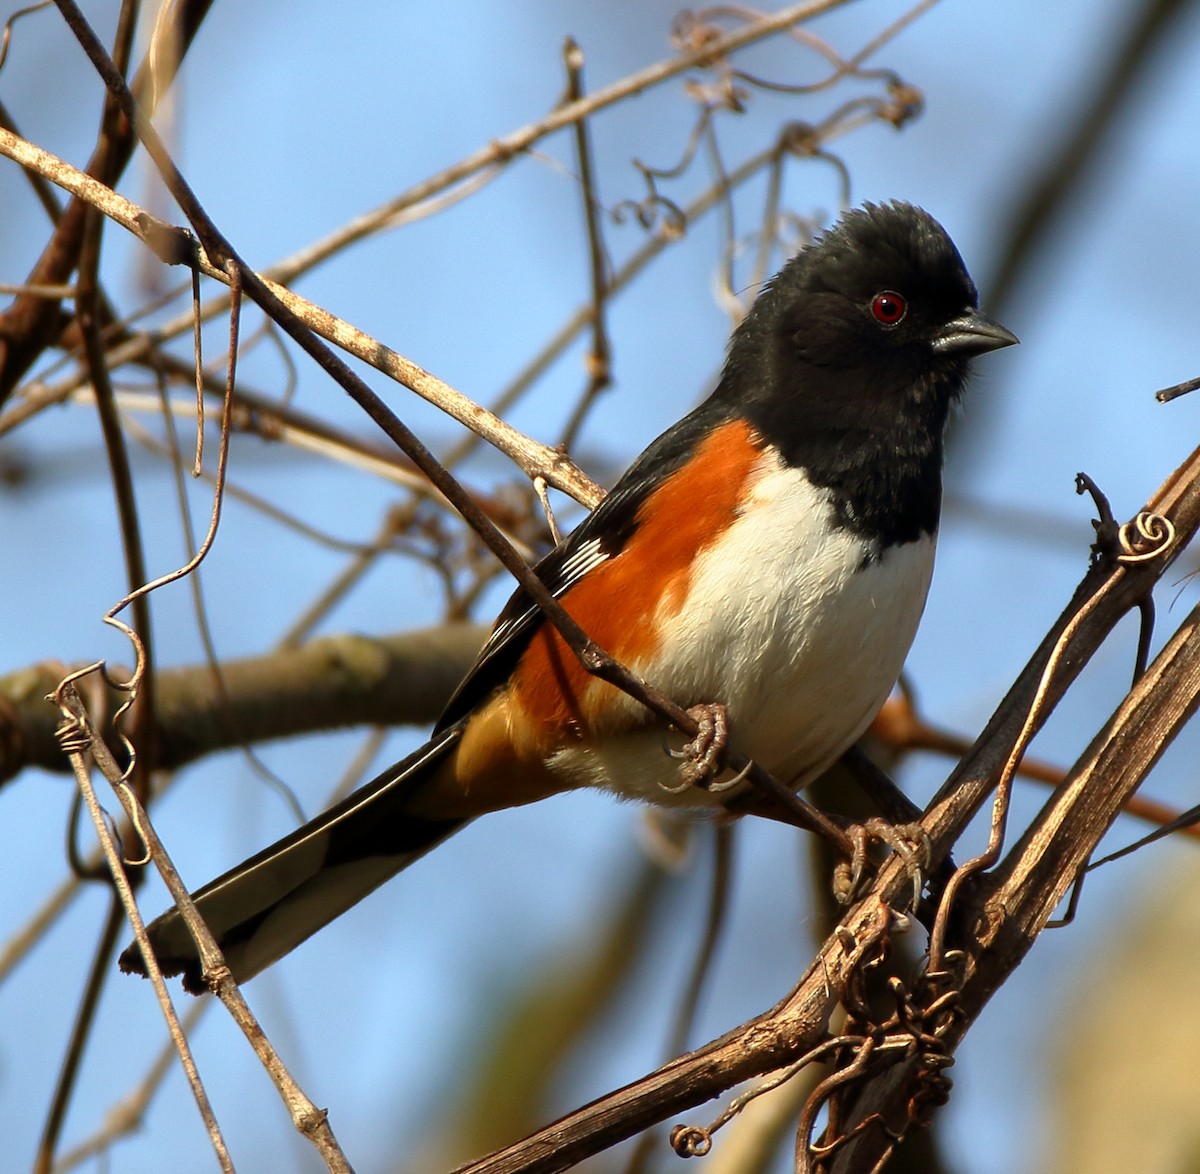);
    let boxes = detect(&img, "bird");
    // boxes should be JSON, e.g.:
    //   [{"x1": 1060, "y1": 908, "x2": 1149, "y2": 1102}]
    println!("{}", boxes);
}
[{"x1": 120, "y1": 201, "x2": 1017, "y2": 993}]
